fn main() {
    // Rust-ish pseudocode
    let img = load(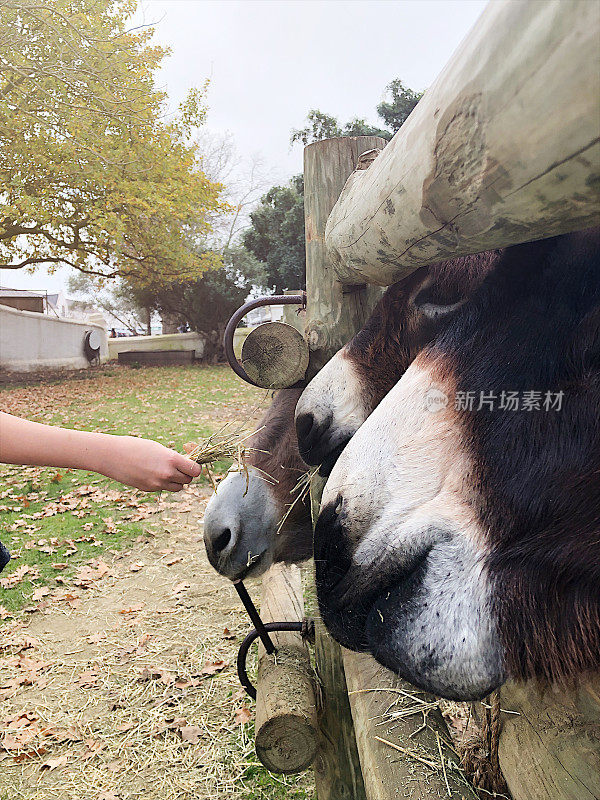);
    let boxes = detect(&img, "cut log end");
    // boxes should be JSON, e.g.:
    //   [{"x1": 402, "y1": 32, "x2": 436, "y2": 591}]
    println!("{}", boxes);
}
[
  {"x1": 256, "y1": 712, "x2": 318, "y2": 774},
  {"x1": 254, "y1": 566, "x2": 319, "y2": 774},
  {"x1": 241, "y1": 322, "x2": 309, "y2": 388}
]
